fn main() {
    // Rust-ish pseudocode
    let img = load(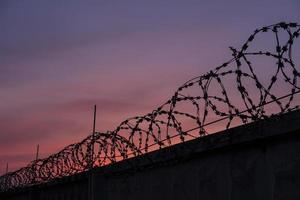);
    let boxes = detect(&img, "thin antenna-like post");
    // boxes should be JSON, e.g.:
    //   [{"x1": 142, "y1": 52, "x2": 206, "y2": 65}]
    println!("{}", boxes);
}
[
  {"x1": 88, "y1": 105, "x2": 97, "y2": 200},
  {"x1": 6, "y1": 162, "x2": 8, "y2": 174},
  {"x1": 93, "y1": 105, "x2": 97, "y2": 134},
  {"x1": 36, "y1": 144, "x2": 39, "y2": 160},
  {"x1": 89, "y1": 105, "x2": 97, "y2": 169}
]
